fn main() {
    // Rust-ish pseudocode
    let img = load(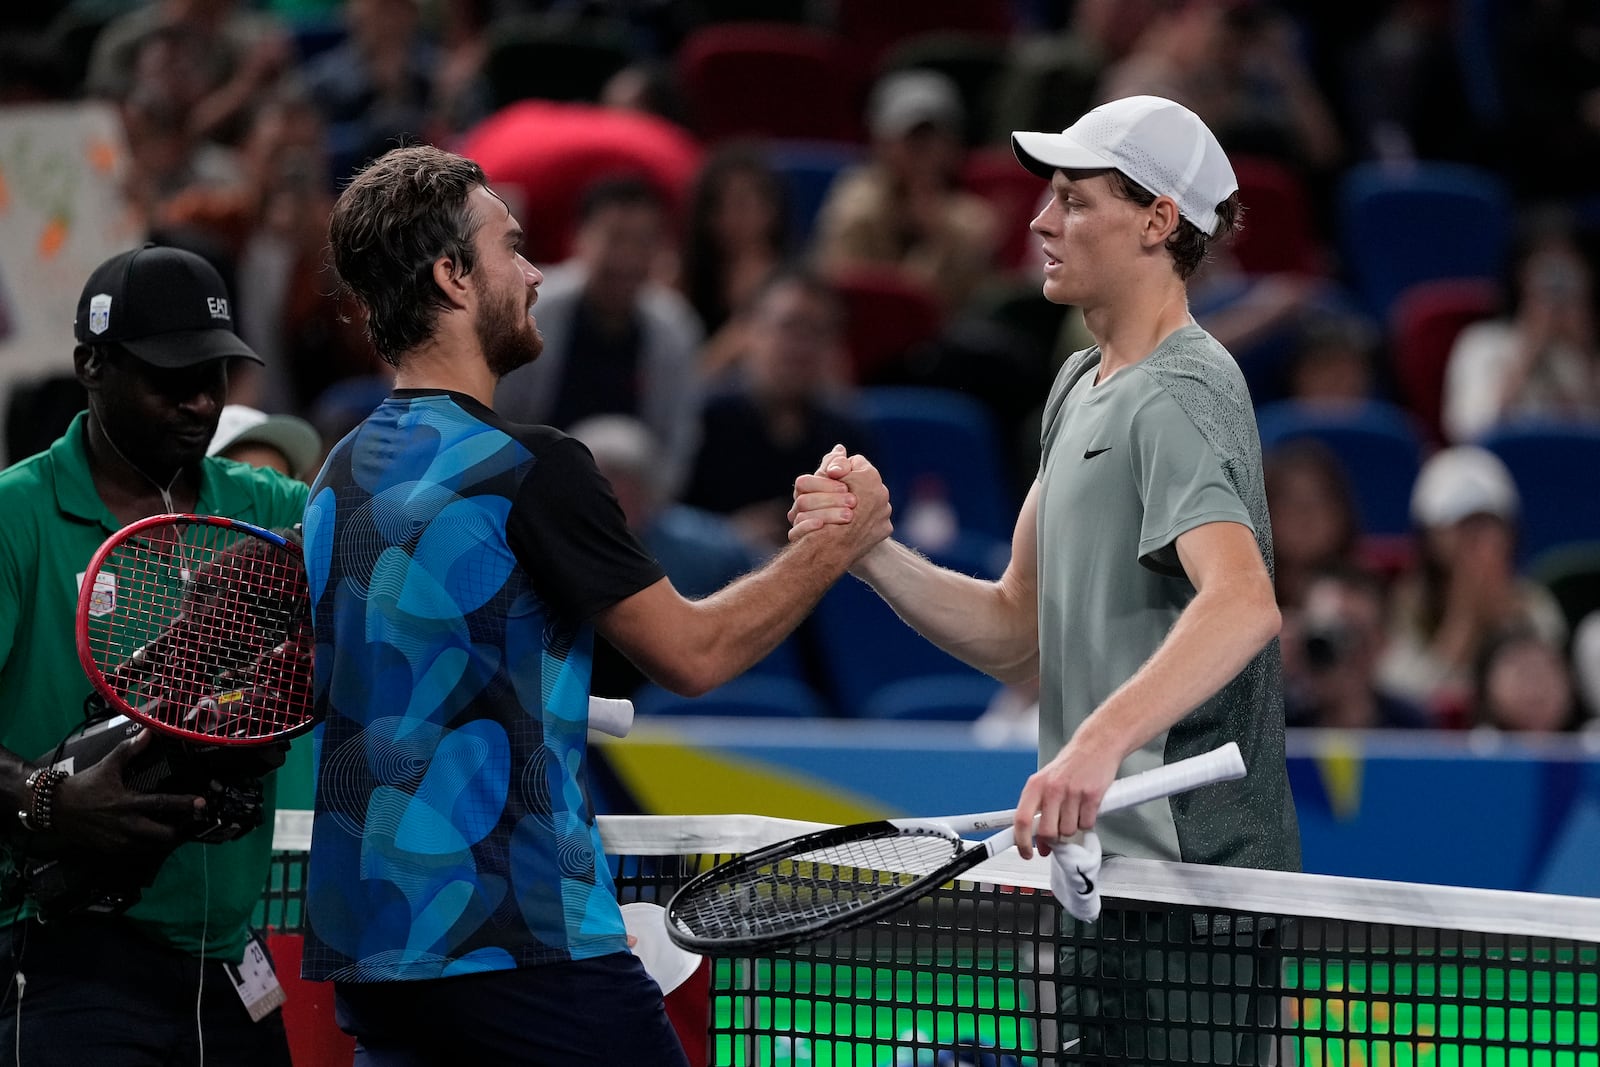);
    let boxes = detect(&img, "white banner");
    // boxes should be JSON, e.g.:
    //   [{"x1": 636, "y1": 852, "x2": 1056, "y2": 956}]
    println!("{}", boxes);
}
[{"x1": 0, "y1": 102, "x2": 143, "y2": 455}]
